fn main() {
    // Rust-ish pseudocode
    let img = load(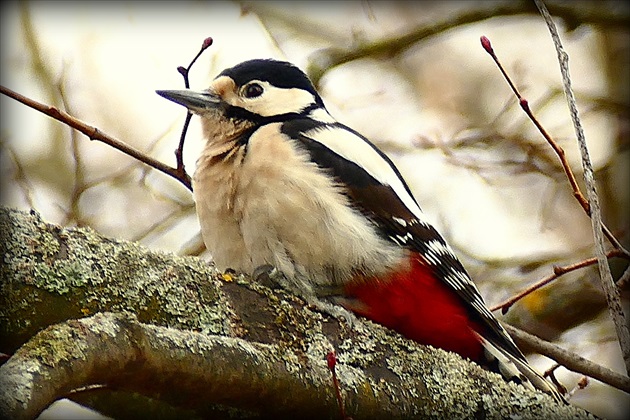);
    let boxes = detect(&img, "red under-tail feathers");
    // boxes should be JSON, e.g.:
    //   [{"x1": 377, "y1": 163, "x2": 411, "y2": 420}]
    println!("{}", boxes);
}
[{"x1": 344, "y1": 254, "x2": 485, "y2": 363}]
